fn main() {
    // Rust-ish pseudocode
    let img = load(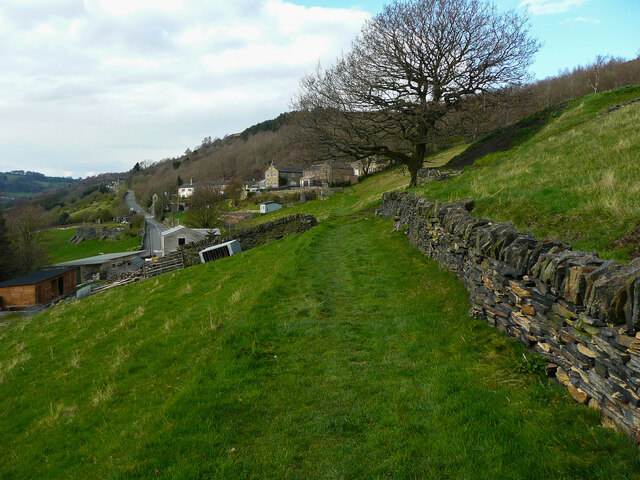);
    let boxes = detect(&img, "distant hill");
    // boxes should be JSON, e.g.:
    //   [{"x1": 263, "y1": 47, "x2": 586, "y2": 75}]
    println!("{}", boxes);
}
[
  {"x1": 127, "y1": 112, "x2": 310, "y2": 206},
  {"x1": 0, "y1": 170, "x2": 77, "y2": 206}
]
